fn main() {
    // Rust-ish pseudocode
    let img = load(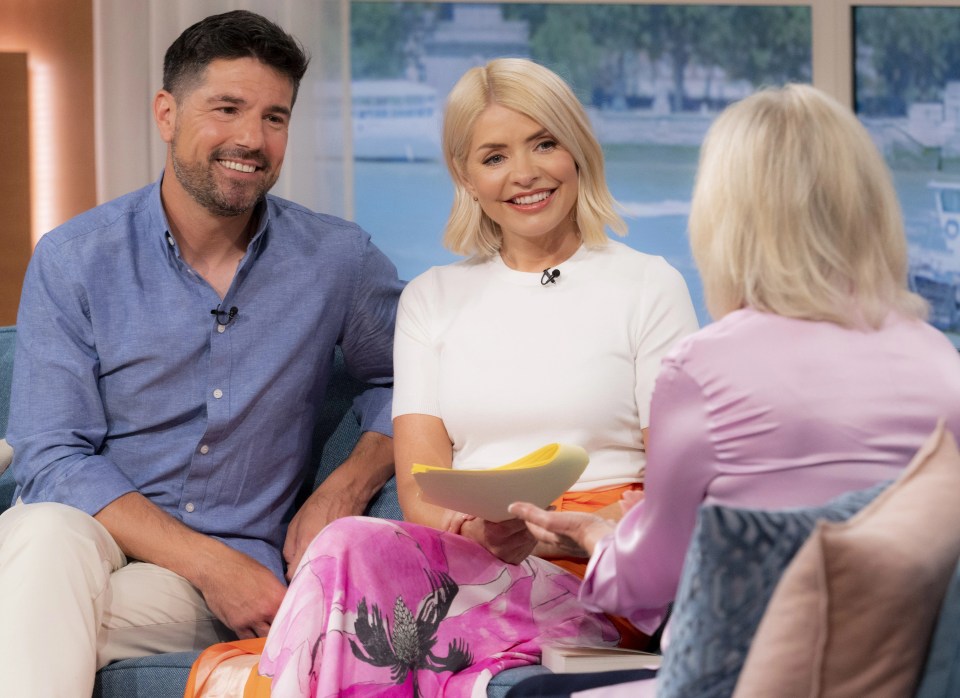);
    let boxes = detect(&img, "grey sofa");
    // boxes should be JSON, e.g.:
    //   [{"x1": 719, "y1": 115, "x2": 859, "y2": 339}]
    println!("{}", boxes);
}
[{"x1": 0, "y1": 325, "x2": 546, "y2": 697}]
